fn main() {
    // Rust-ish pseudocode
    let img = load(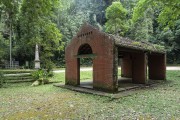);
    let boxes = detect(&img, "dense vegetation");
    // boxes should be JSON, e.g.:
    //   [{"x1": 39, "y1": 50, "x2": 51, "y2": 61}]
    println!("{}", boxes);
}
[{"x1": 0, "y1": 0, "x2": 180, "y2": 68}]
